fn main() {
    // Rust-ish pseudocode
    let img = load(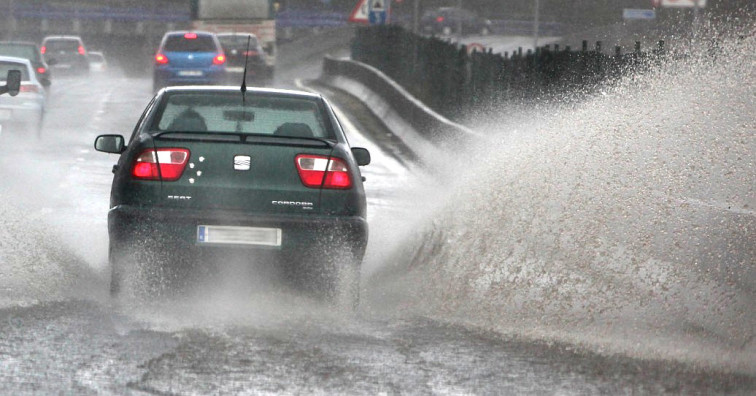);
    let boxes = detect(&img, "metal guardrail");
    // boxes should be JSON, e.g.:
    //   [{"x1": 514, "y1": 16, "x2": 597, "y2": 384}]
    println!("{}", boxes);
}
[
  {"x1": 352, "y1": 25, "x2": 667, "y2": 121},
  {"x1": 322, "y1": 56, "x2": 476, "y2": 146}
]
